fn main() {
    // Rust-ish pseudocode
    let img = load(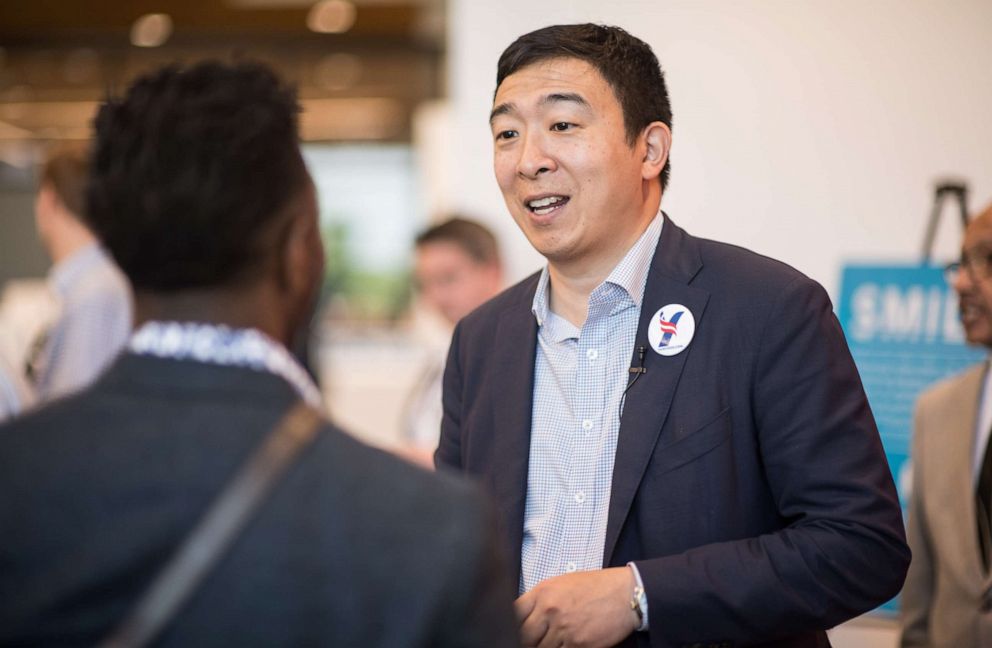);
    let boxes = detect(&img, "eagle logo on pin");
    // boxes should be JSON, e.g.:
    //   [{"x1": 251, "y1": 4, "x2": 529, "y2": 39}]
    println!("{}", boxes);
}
[{"x1": 648, "y1": 304, "x2": 695, "y2": 356}]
